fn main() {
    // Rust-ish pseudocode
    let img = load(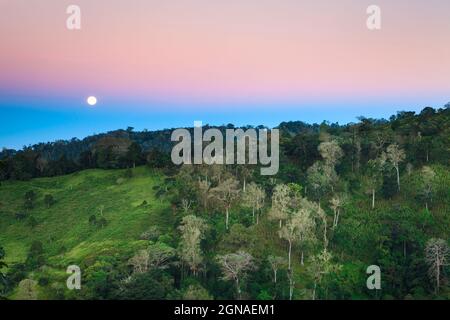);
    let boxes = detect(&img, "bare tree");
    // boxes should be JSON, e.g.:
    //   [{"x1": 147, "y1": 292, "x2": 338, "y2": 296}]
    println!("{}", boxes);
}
[
  {"x1": 181, "y1": 199, "x2": 193, "y2": 214},
  {"x1": 217, "y1": 251, "x2": 256, "y2": 299},
  {"x1": 419, "y1": 166, "x2": 436, "y2": 212},
  {"x1": 314, "y1": 202, "x2": 328, "y2": 250},
  {"x1": 268, "y1": 184, "x2": 291, "y2": 228},
  {"x1": 386, "y1": 144, "x2": 406, "y2": 192},
  {"x1": 147, "y1": 242, "x2": 175, "y2": 270},
  {"x1": 197, "y1": 180, "x2": 211, "y2": 212},
  {"x1": 178, "y1": 215, "x2": 208, "y2": 276},
  {"x1": 307, "y1": 249, "x2": 341, "y2": 300},
  {"x1": 330, "y1": 194, "x2": 347, "y2": 228},
  {"x1": 287, "y1": 269, "x2": 295, "y2": 300},
  {"x1": 267, "y1": 255, "x2": 286, "y2": 283},
  {"x1": 242, "y1": 183, "x2": 266, "y2": 224},
  {"x1": 16, "y1": 279, "x2": 38, "y2": 300},
  {"x1": 237, "y1": 166, "x2": 253, "y2": 192},
  {"x1": 367, "y1": 153, "x2": 387, "y2": 209},
  {"x1": 209, "y1": 178, "x2": 240, "y2": 230},
  {"x1": 128, "y1": 249, "x2": 150, "y2": 274},
  {"x1": 425, "y1": 238, "x2": 449, "y2": 293},
  {"x1": 279, "y1": 203, "x2": 315, "y2": 269}
]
